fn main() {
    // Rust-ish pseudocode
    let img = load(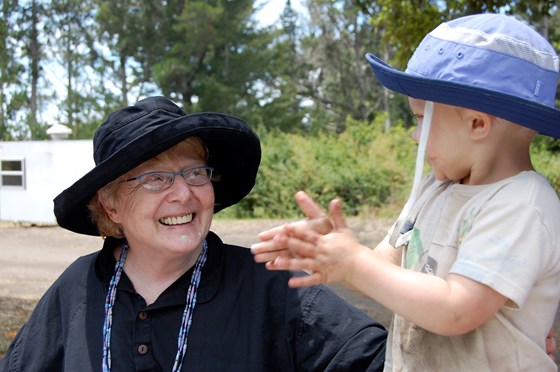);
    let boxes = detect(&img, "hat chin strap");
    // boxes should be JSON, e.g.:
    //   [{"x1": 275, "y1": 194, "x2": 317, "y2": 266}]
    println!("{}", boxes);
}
[{"x1": 389, "y1": 100, "x2": 434, "y2": 248}]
